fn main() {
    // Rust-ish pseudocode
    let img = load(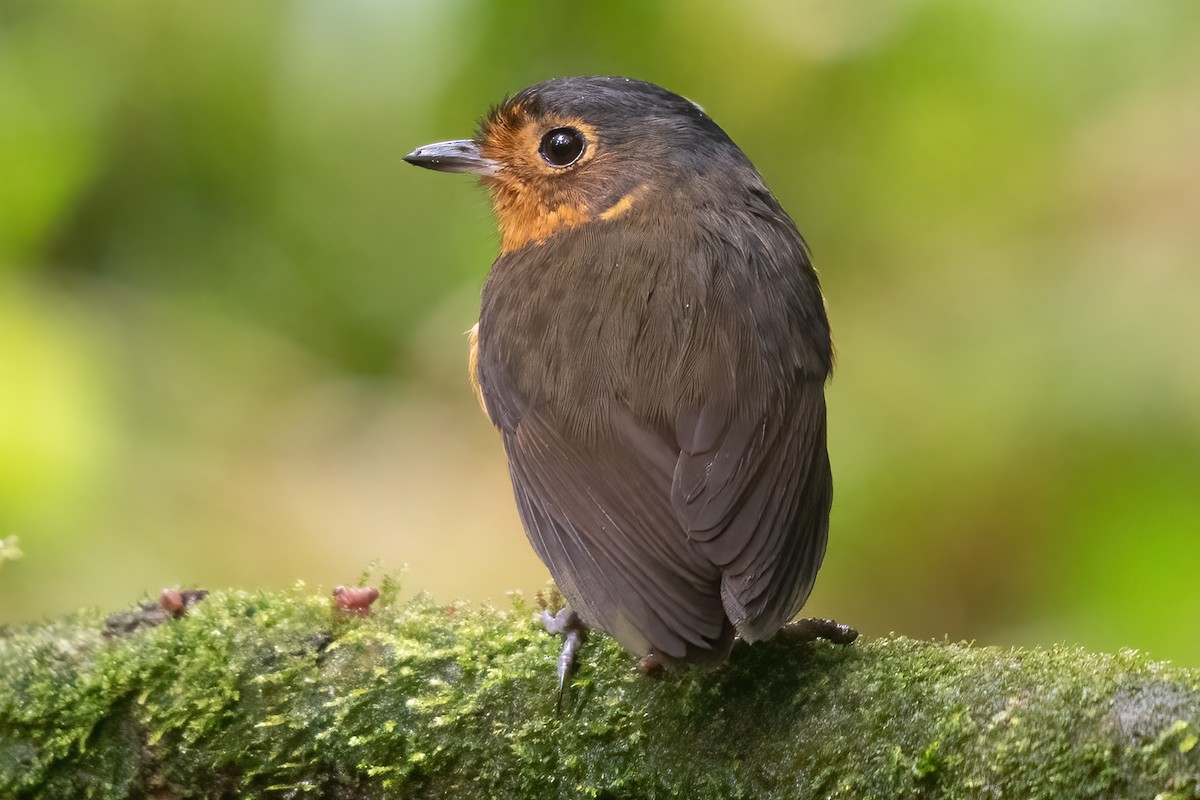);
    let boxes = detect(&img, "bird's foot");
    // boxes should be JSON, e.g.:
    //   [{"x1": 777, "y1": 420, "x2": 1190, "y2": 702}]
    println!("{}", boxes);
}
[
  {"x1": 778, "y1": 617, "x2": 859, "y2": 645},
  {"x1": 636, "y1": 651, "x2": 666, "y2": 678},
  {"x1": 541, "y1": 608, "x2": 587, "y2": 708}
]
